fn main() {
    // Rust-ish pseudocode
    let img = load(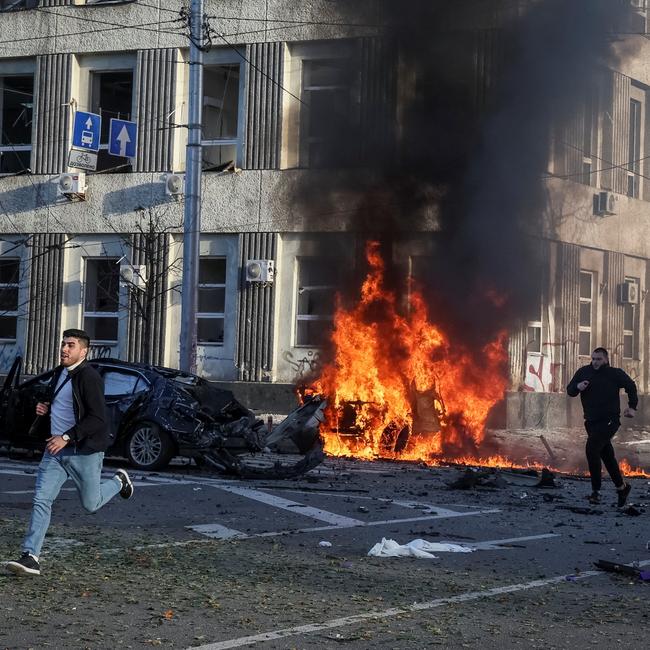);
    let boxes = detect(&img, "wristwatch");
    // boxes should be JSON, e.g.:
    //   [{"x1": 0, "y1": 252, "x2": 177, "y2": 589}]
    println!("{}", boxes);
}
[{"x1": 62, "y1": 434, "x2": 71, "y2": 442}]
